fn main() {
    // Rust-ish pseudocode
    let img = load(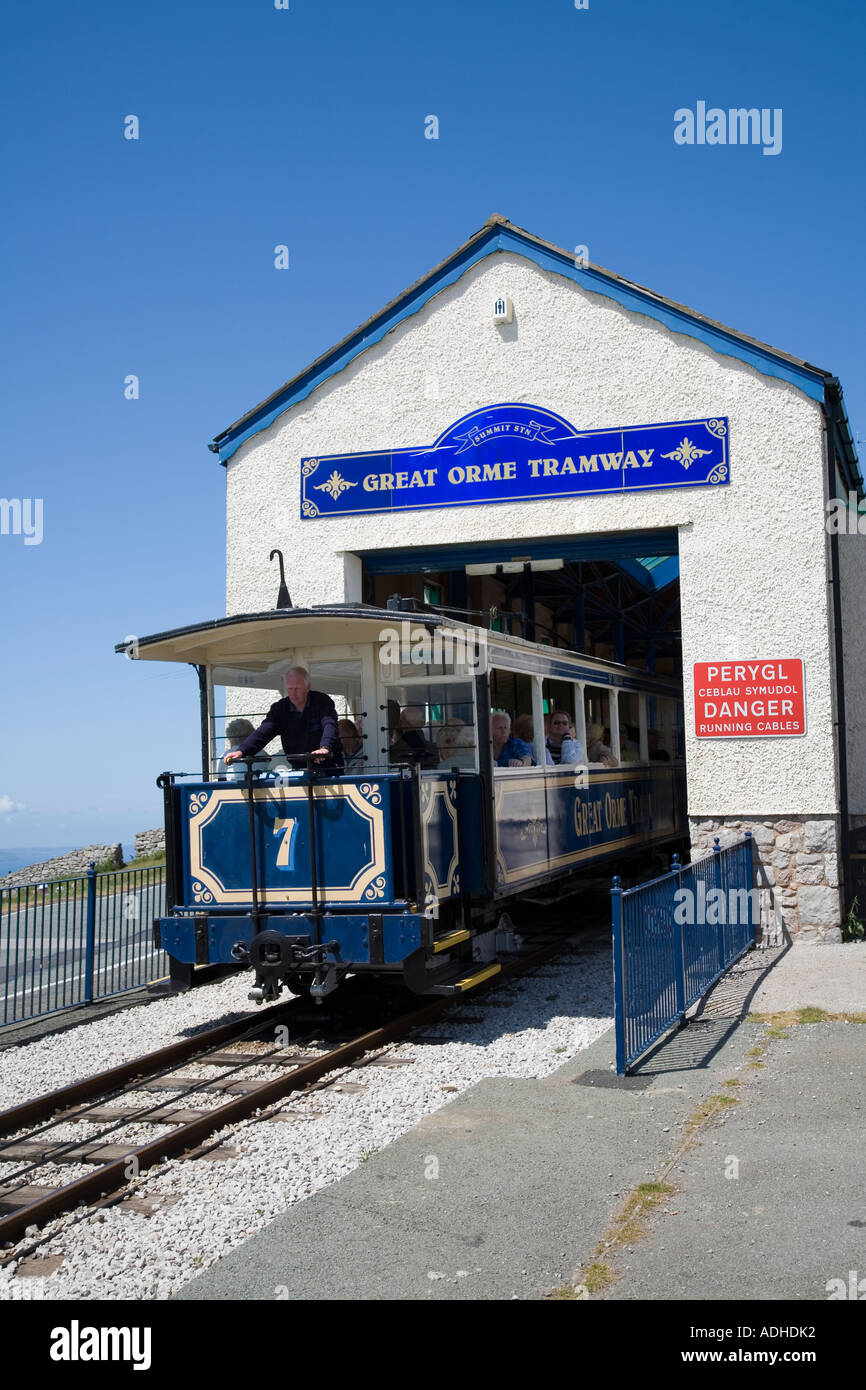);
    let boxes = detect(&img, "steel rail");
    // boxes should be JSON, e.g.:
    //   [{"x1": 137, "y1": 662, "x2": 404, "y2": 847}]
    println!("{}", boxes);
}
[
  {"x1": 0, "y1": 939, "x2": 566, "y2": 1247},
  {"x1": 0, "y1": 999, "x2": 297, "y2": 1137}
]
